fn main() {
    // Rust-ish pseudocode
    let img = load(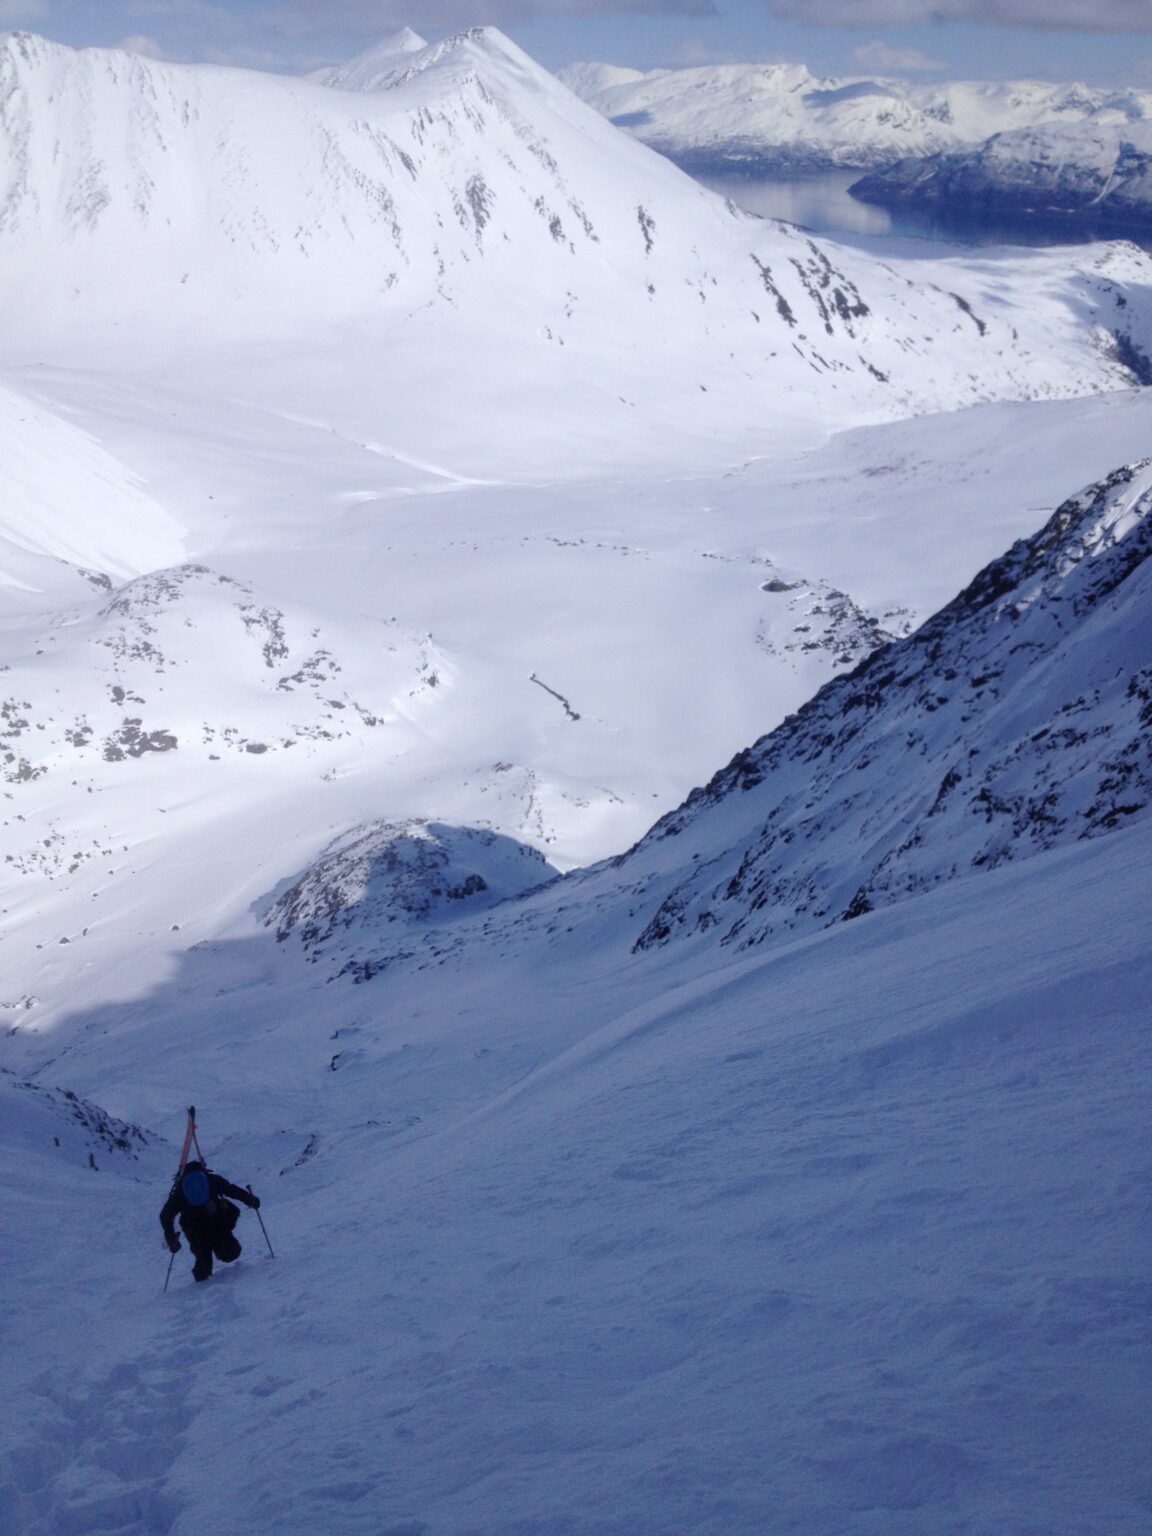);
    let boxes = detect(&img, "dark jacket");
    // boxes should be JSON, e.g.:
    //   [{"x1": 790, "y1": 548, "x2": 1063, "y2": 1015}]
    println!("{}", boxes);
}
[{"x1": 160, "y1": 1170, "x2": 257, "y2": 1243}]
